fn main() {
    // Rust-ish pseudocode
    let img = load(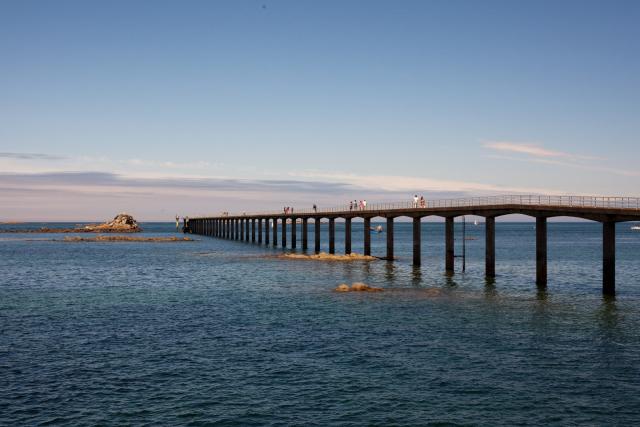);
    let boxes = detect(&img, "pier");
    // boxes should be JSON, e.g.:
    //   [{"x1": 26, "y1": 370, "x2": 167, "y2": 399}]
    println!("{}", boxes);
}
[{"x1": 188, "y1": 195, "x2": 640, "y2": 296}]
